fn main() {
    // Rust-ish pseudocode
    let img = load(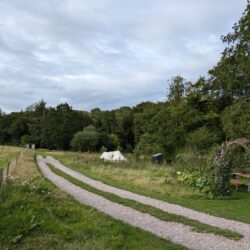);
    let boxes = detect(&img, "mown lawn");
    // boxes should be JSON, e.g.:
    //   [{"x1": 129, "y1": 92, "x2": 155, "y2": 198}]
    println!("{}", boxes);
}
[
  {"x1": 0, "y1": 150, "x2": 184, "y2": 250},
  {"x1": 39, "y1": 150, "x2": 250, "y2": 225}
]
